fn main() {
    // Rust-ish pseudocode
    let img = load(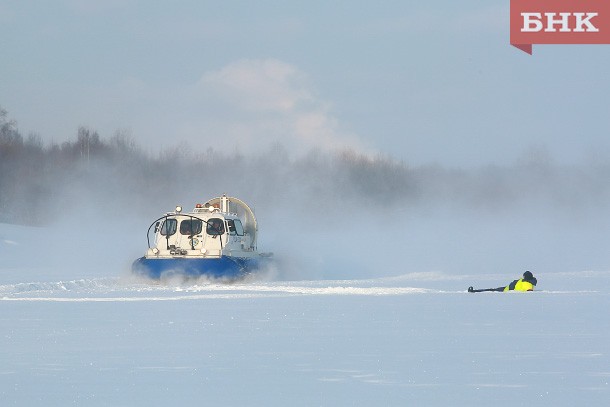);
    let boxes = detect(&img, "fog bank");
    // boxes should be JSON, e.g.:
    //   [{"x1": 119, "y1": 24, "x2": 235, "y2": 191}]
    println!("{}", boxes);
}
[{"x1": 2, "y1": 109, "x2": 610, "y2": 281}]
